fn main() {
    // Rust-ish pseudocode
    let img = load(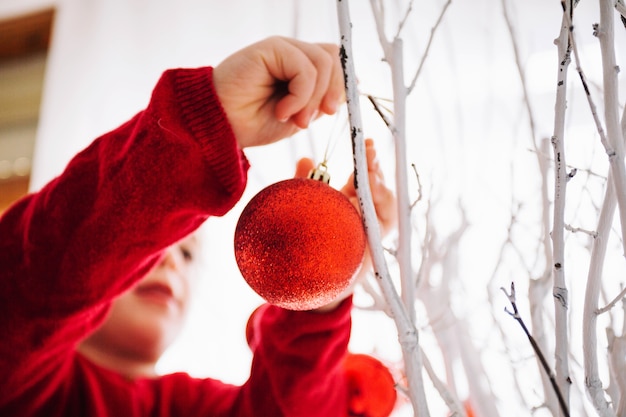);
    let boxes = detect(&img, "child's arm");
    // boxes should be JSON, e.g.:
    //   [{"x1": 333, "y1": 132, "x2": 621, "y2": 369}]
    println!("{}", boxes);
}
[
  {"x1": 0, "y1": 36, "x2": 345, "y2": 409},
  {"x1": 171, "y1": 300, "x2": 351, "y2": 417},
  {"x1": 0, "y1": 66, "x2": 248, "y2": 406},
  {"x1": 241, "y1": 301, "x2": 353, "y2": 416}
]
